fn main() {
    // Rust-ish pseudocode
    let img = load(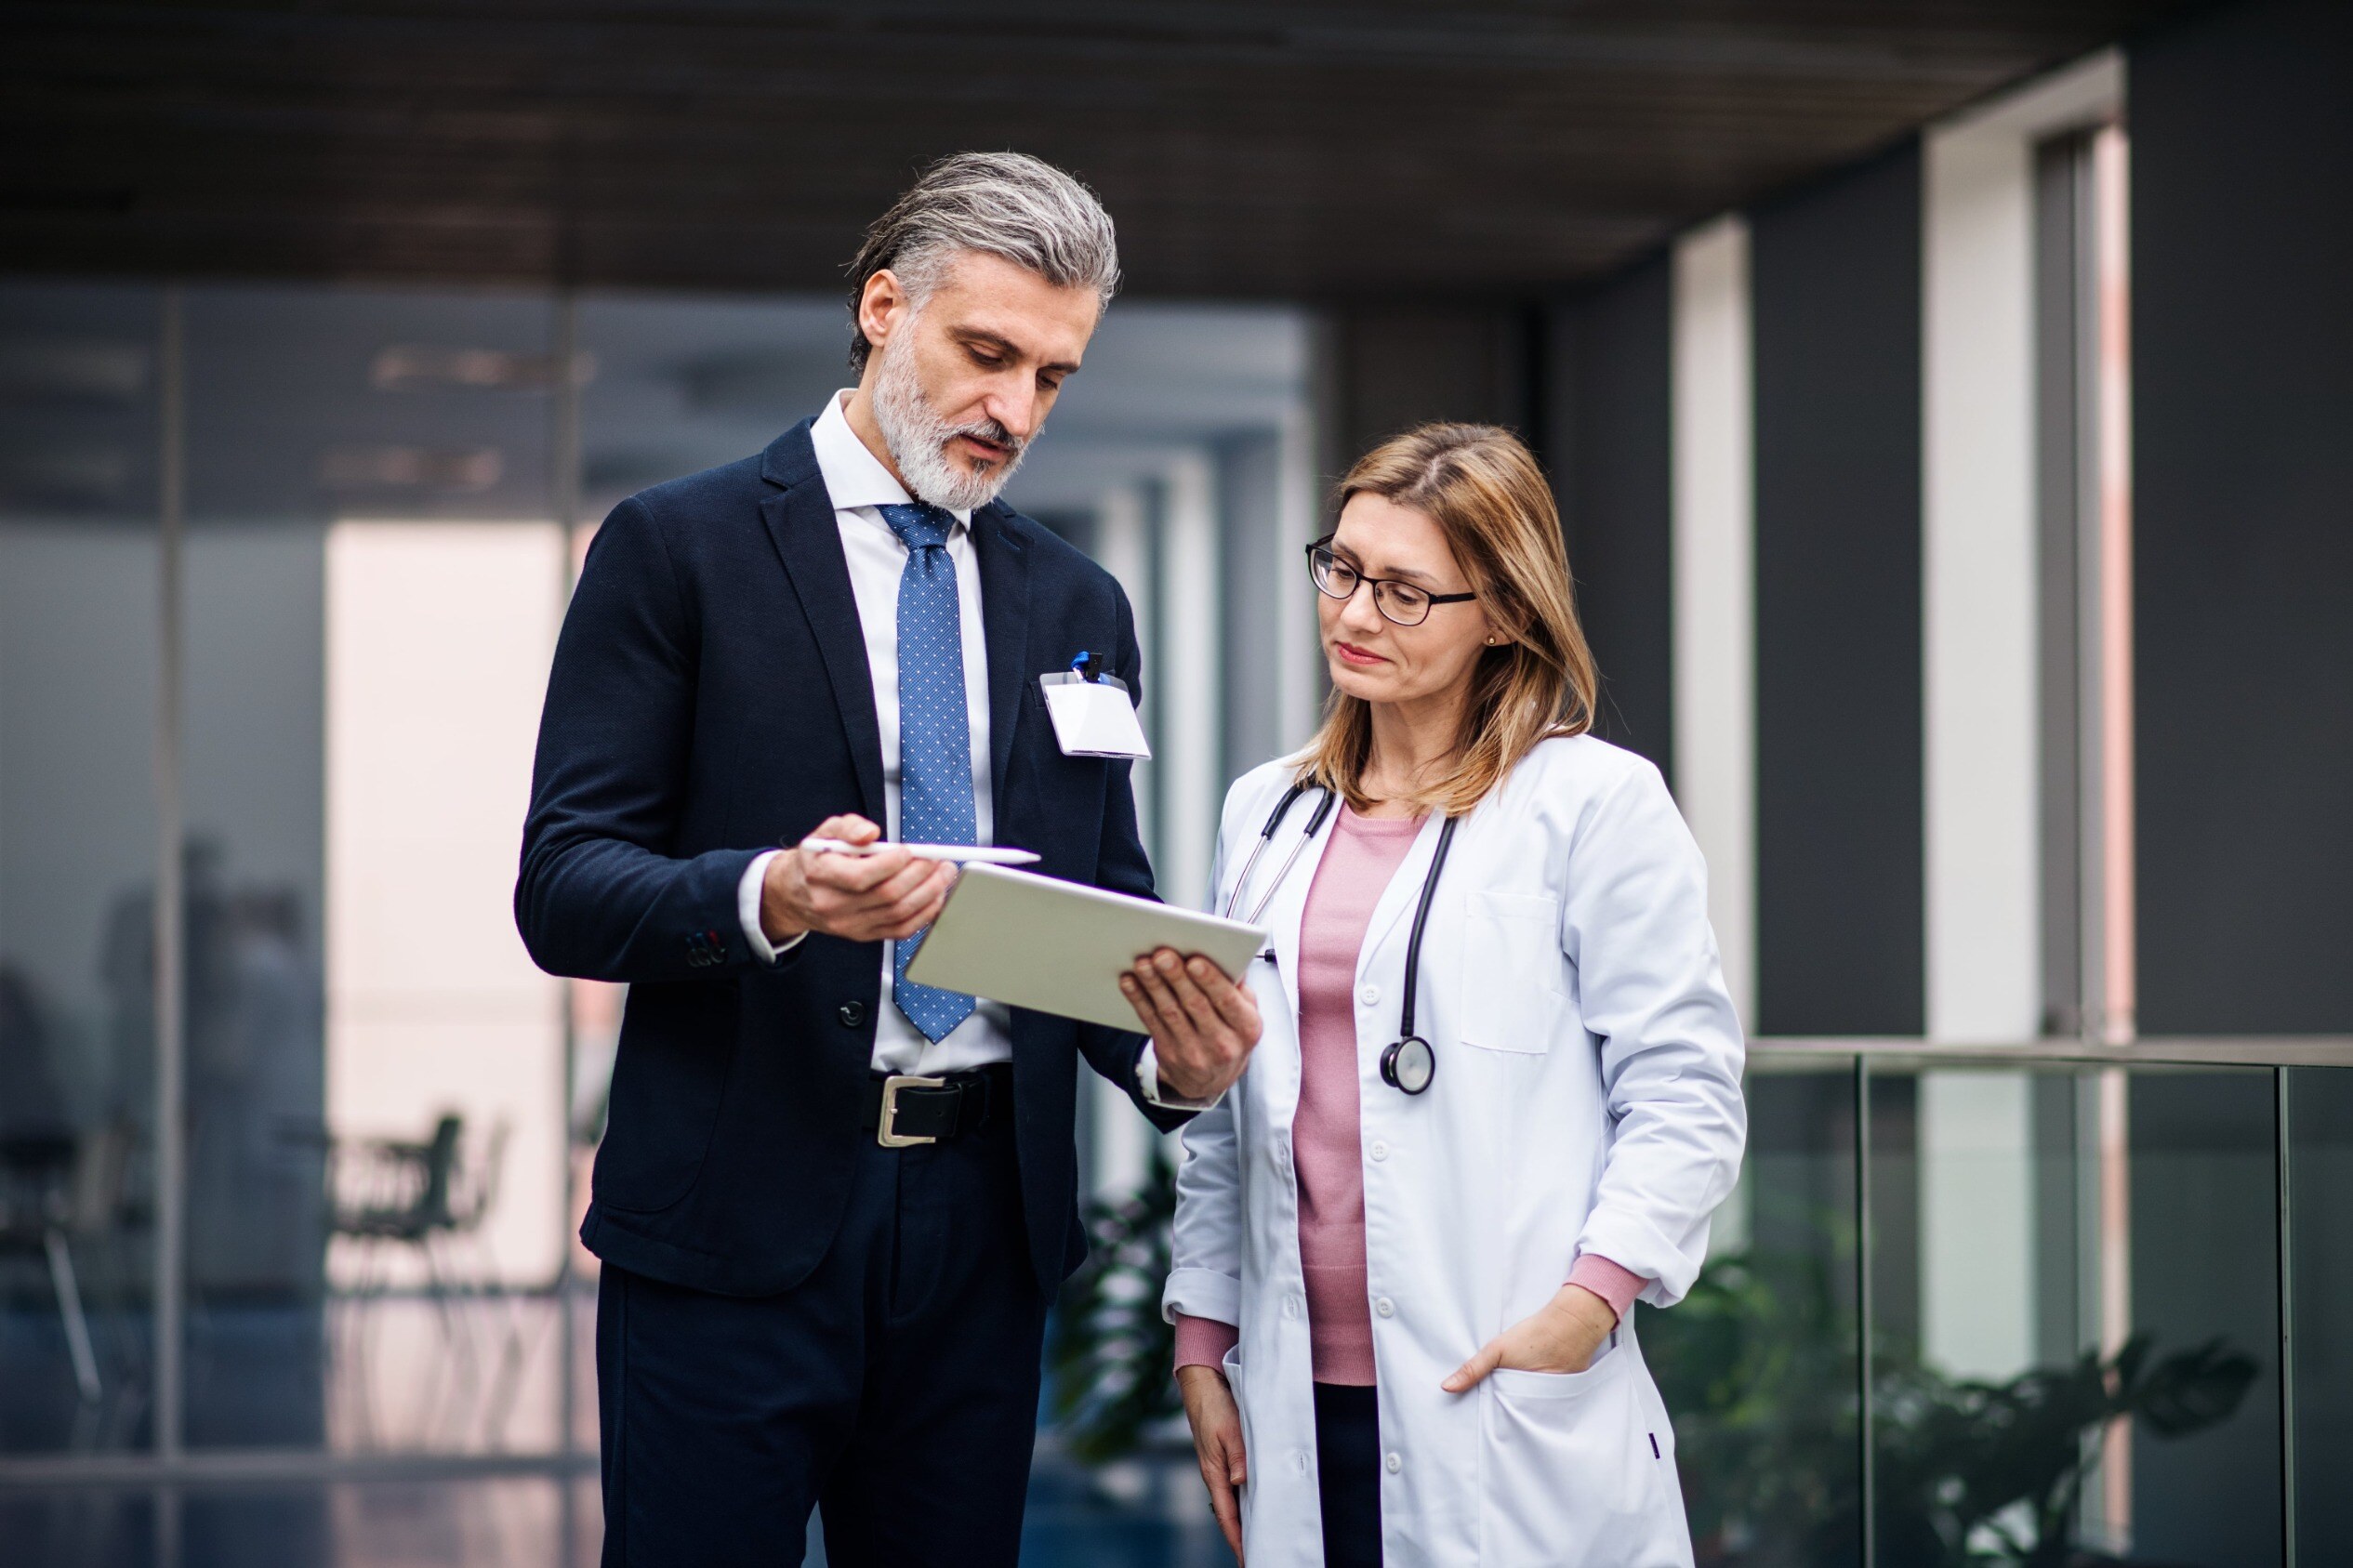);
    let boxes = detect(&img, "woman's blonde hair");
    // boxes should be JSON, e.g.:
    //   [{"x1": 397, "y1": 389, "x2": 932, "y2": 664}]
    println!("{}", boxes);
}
[{"x1": 1295, "y1": 423, "x2": 1598, "y2": 816}]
